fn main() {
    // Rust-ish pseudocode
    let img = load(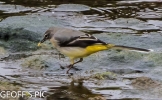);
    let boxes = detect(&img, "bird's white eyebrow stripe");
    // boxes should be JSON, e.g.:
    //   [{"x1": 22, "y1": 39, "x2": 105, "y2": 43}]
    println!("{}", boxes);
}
[{"x1": 44, "y1": 34, "x2": 47, "y2": 37}]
